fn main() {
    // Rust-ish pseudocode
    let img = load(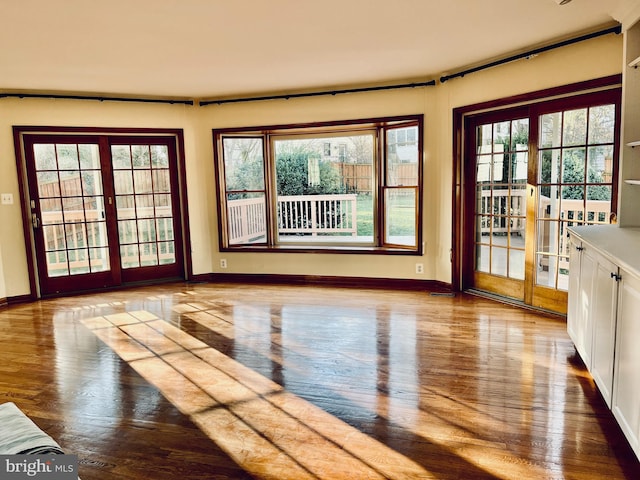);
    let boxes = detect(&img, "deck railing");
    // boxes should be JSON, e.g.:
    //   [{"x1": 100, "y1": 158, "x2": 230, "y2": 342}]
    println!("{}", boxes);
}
[
  {"x1": 41, "y1": 206, "x2": 175, "y2": 276},
  {"x1": 227, "y1": 197, "x2": 268, "y2": 245},
  {"x1": 277, "y1": 194, "x2": 357, "y2": 237},
  {"x1": 478, "y1": 189, "x2": 611, "y2": 272},
  {"x1": 227, "y1": 194, "x2": 358, "y2": 244}
]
